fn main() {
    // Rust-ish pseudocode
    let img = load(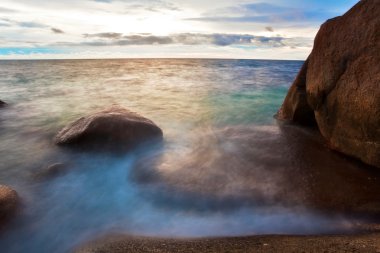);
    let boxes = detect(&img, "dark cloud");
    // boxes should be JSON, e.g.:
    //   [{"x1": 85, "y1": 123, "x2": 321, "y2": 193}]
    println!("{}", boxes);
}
[
  {"x1": 75, "y1": 33, "x2": 310, "y2": 48},
  {"x1": 117, "y1": 35, "x2": 173, "y2": 45},
  {"x1": 265, "y1": 26, "x2": 274, "y2": 32},
  {"x1": 18, "y1": 21, "x2": 47, "y2": 28},
  {"x1": 51, "y1": 28, "x2": 64, "y2": 34},
  {"x1": 83, "y1": 32, "x2": 123, "y2": 39}
]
